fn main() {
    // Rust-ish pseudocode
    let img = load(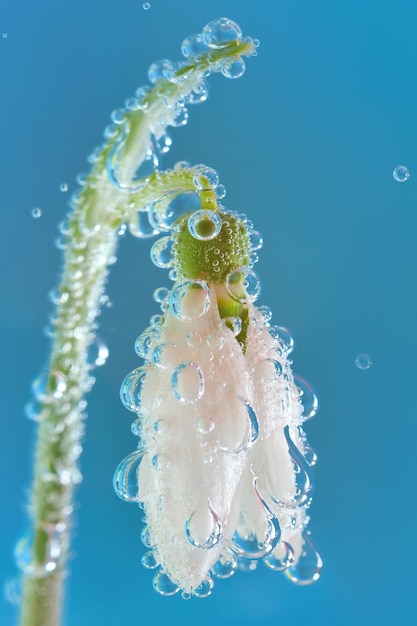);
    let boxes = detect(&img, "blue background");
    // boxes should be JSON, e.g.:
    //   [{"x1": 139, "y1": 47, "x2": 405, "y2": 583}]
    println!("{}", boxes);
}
[{"x1": 1, "y1": 0, "x2": 417, "y2": 624}]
